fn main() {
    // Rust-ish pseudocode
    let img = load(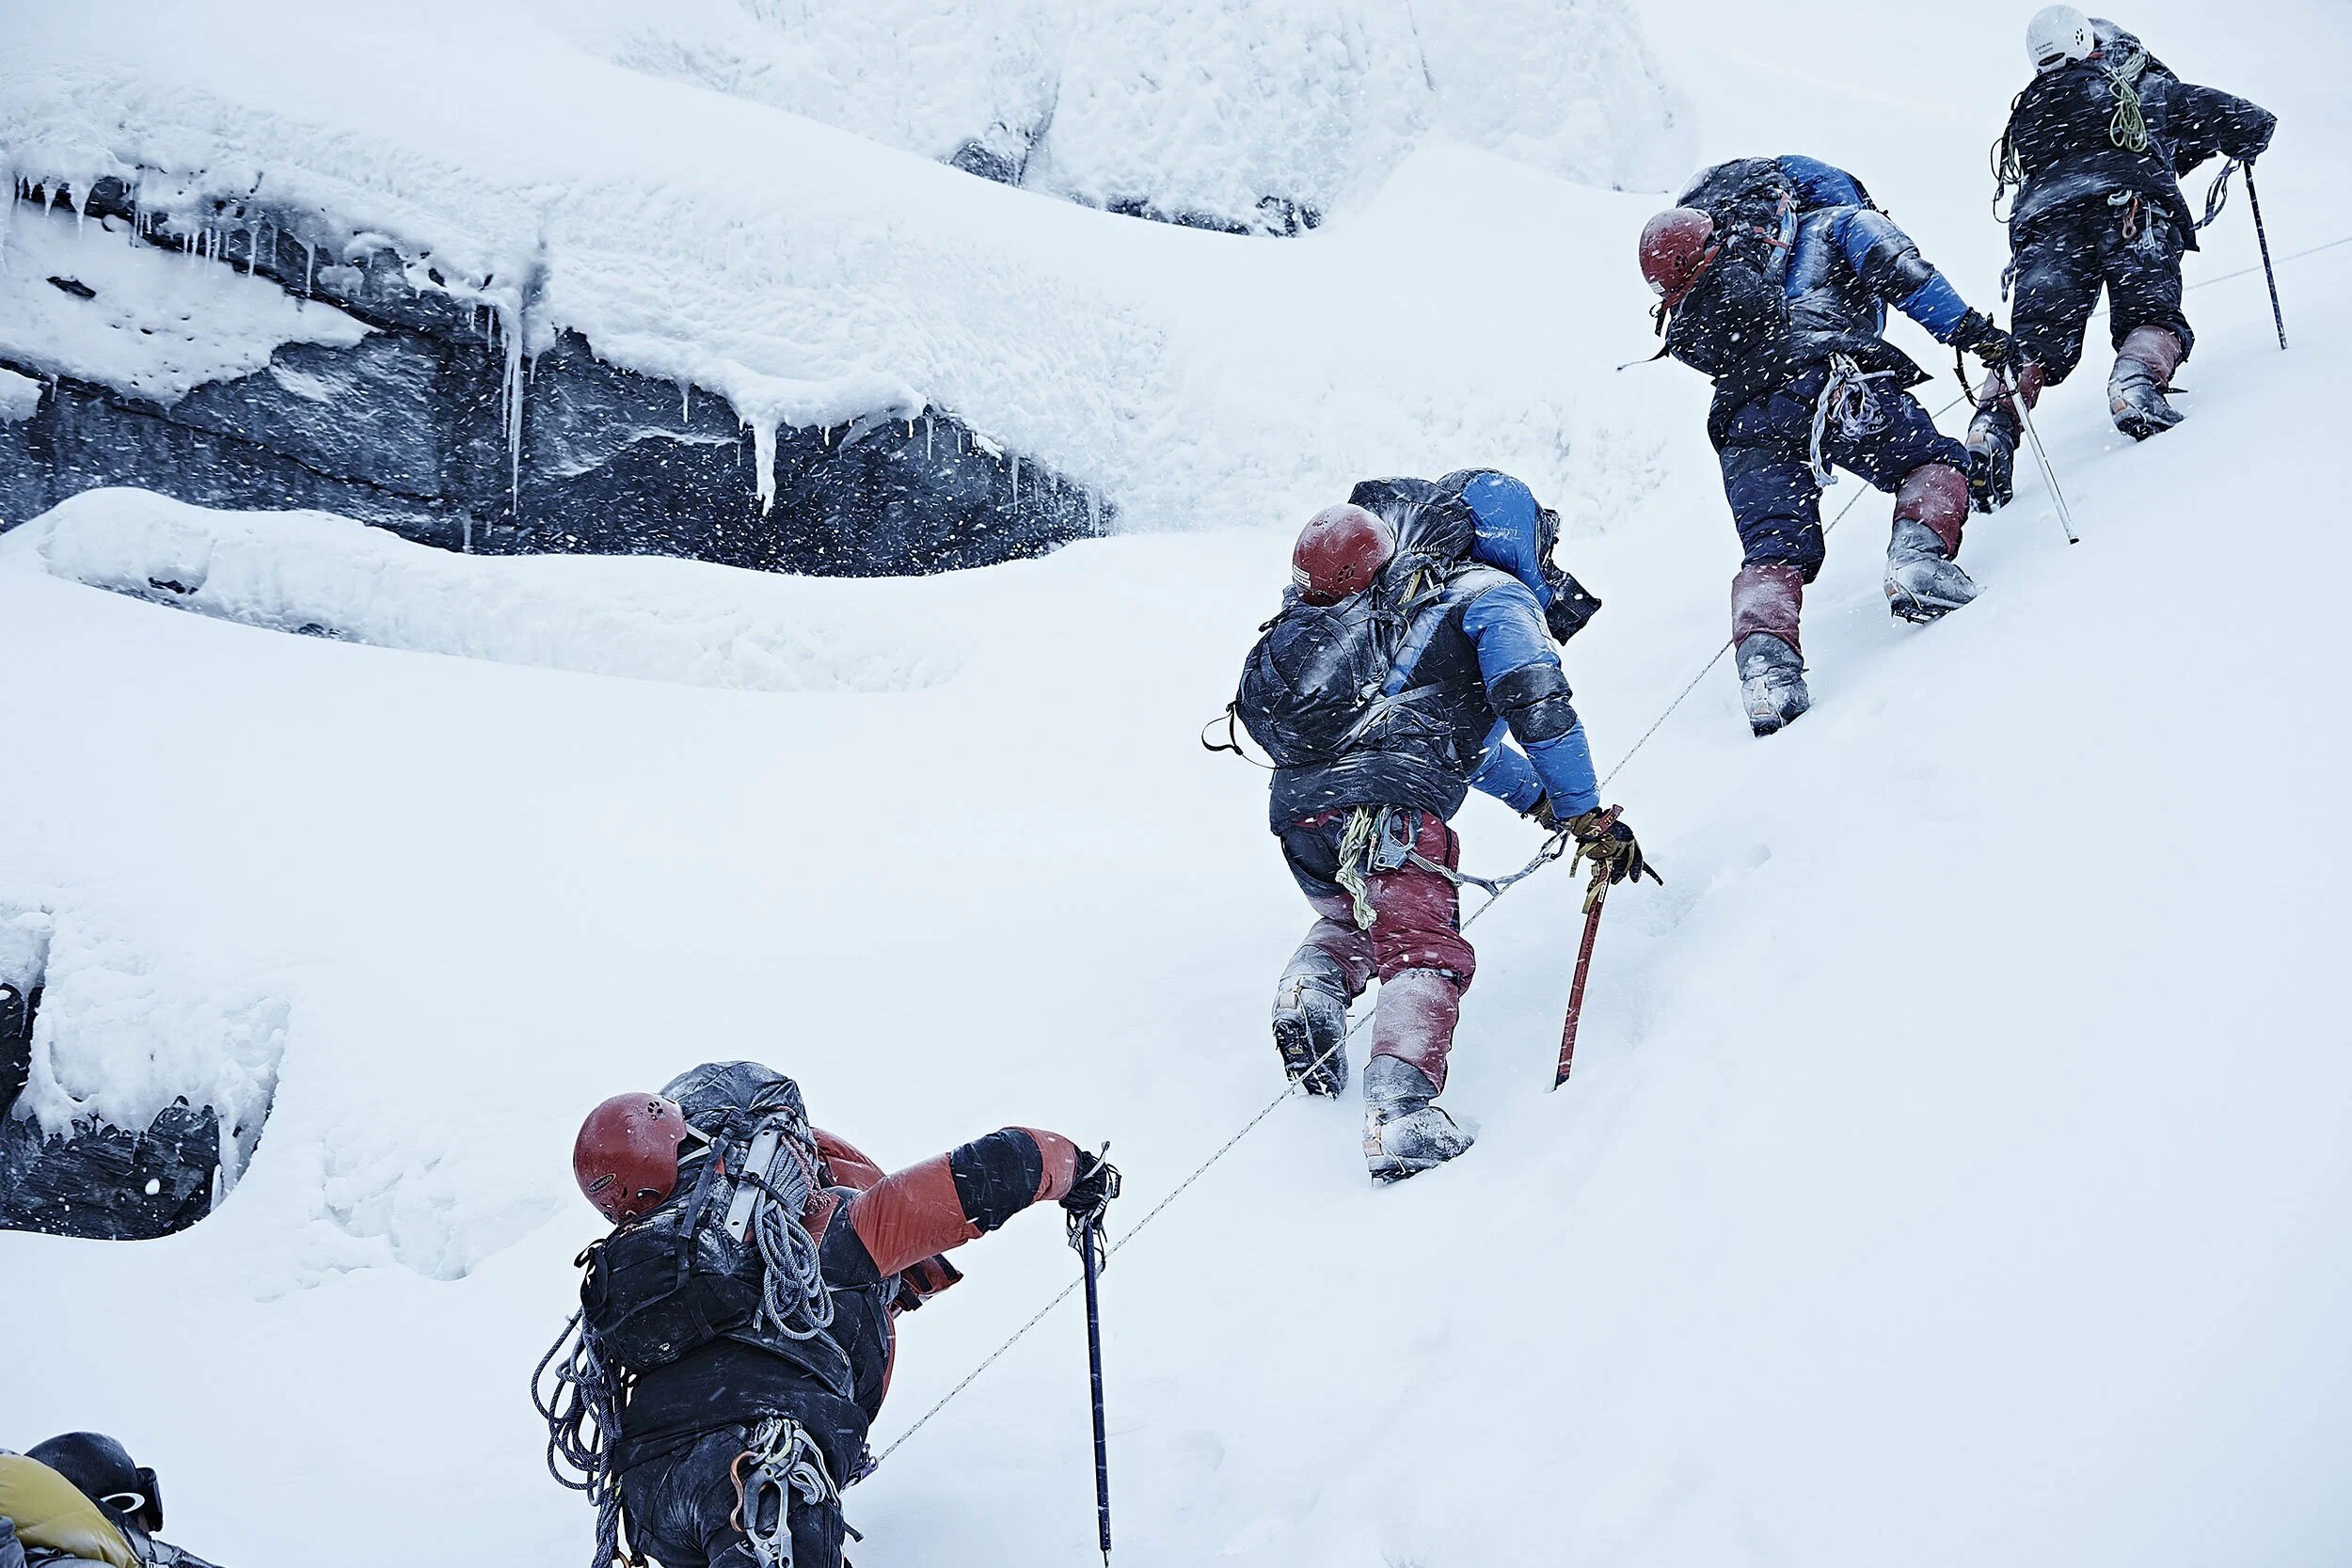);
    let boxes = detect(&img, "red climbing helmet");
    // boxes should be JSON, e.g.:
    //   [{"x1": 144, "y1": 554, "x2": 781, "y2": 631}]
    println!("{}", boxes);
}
[
  {"x1": 573, "y1": 1092, "x2": 692, "y2": 1224},
  {"x1": 1291, "y1": 504, "x2": 1396, "y2": 605},
  {"x1": 1640, "y1": 208, "x2": 1722, "y2": 309}
]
